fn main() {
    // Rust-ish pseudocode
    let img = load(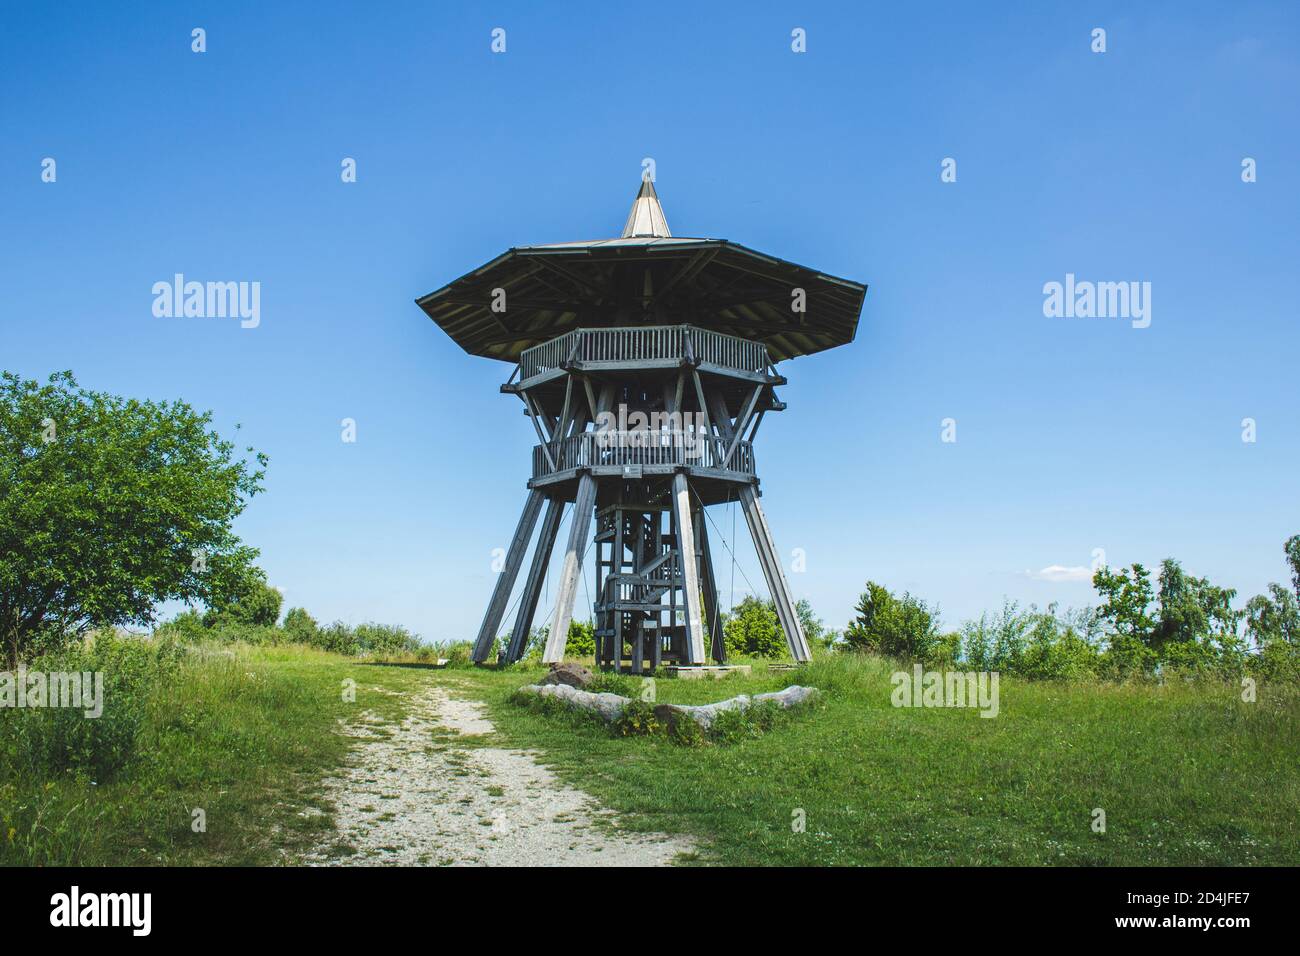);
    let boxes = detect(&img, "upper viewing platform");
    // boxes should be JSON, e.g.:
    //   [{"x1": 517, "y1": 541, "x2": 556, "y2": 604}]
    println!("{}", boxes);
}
[
  {"x1": 416, "y1": 179, "x2": 867, "y2": 366},
  {"x1": 516, "y1": 324, "x2": 774, "y2": 385}
]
